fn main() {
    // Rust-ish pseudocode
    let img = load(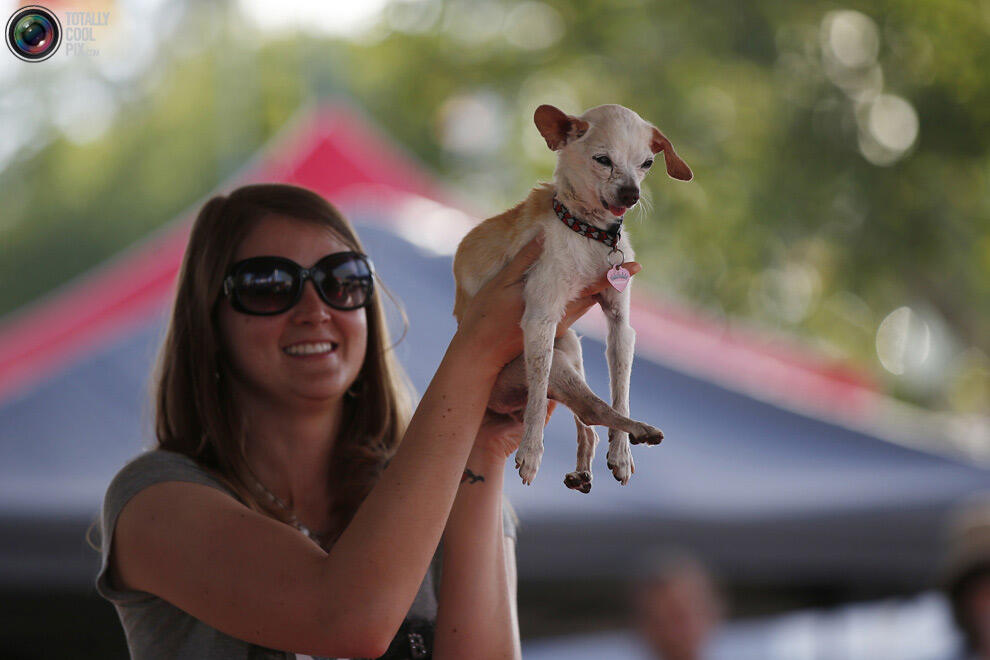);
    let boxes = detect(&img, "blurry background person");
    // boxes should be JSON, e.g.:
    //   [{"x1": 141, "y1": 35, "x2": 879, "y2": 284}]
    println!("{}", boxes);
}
[
  {"x1": 943, "y1": 493, "x2": 990, "y2": 660},
  {"x1": 632, "y1": 551, "x2": 725, "y2": 660}
]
